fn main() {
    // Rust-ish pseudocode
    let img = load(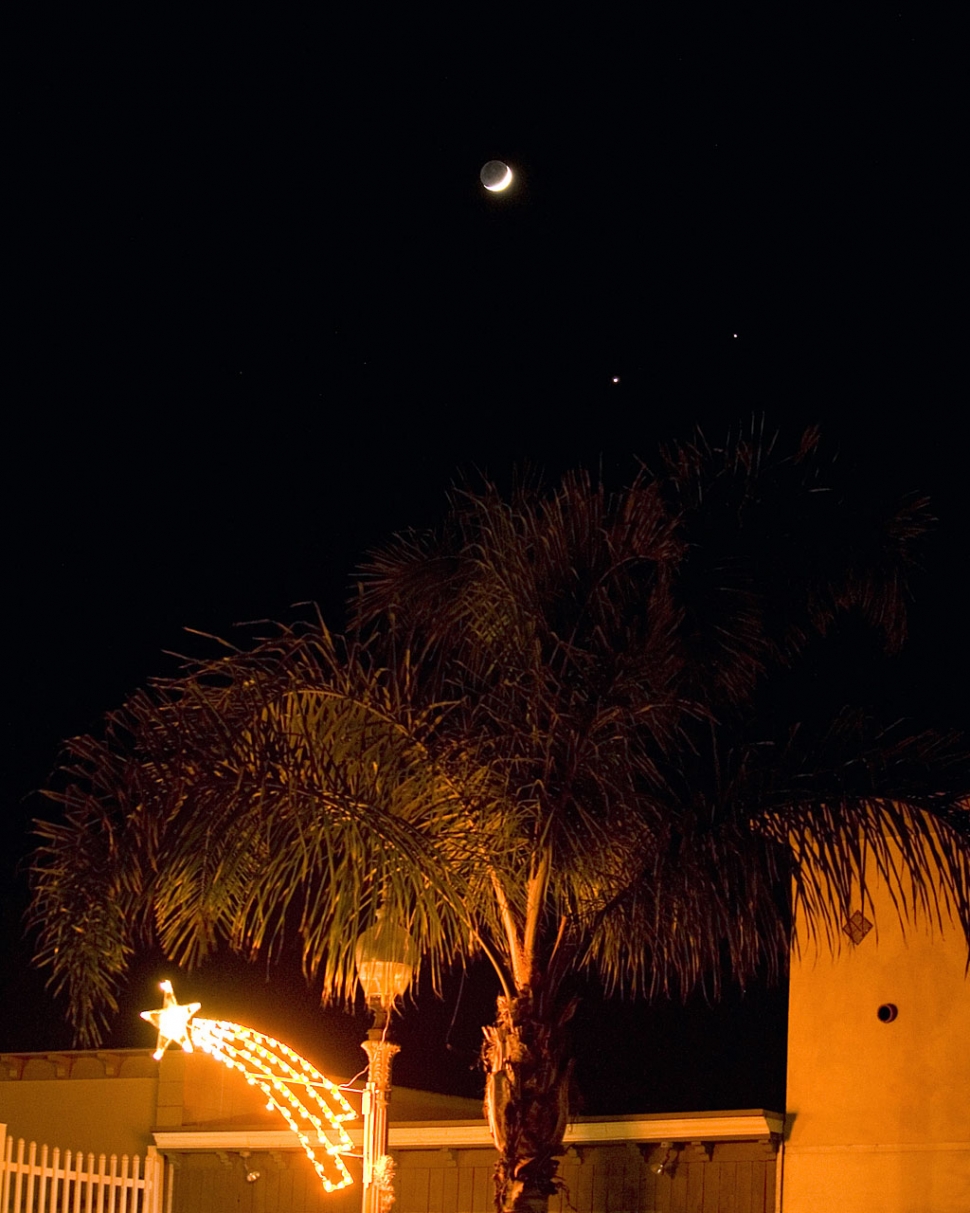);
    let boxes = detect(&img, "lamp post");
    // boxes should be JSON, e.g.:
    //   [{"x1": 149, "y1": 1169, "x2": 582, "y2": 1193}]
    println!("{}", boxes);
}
[{"x1": 355, "y1": 911, "x2": 417, "y2": 1213}]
